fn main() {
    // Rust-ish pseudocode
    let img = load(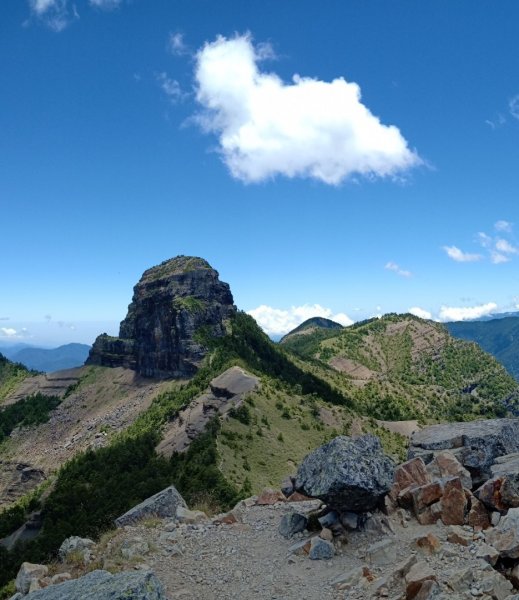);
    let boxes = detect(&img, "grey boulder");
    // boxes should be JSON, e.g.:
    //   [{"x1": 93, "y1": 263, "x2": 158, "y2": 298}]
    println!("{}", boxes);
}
[
  {"x1": 409, "y1": 418, "x2": 519, "y2": 486},
  {"x1": 295, "y1": 435, "x2": 395, "y2": 512},
  {"x1": 25, "y1": 570, "x2": 165, "y2": 600},
  {"x1": 115, "y1": 485, "x2": 187, "y2": 527}
]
